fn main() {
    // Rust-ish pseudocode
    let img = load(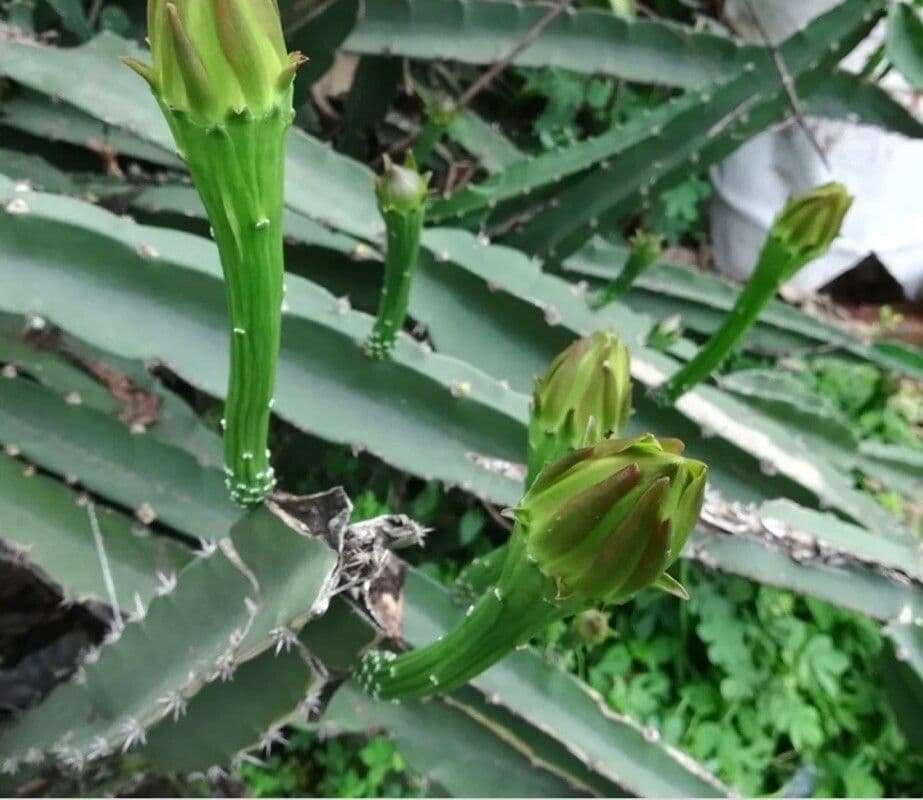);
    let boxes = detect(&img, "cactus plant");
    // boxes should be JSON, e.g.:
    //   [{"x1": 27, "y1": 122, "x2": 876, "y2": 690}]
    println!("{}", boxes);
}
[
  {"x1": 358, "y1": 435, "x2": 706, "y2": 701},
  {"x1": 365, "y1": 155, "x2": 431, "y2": 360},
  {"x1": 124, "y1": 0, "x2": 304, "y2": 505},
  {"x1": 656, "y1": 183, "x2": 853, "y2": 406}
]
